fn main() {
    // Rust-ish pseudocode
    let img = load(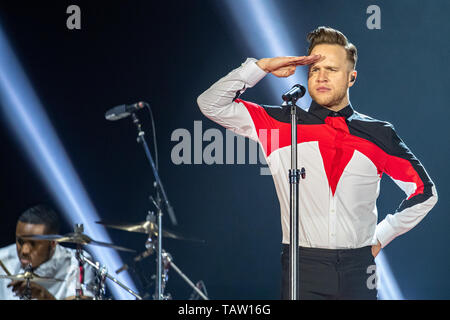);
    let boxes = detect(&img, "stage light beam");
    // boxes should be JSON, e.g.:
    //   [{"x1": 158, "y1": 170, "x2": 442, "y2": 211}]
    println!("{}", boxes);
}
[{"x1": 0, "y1": 25, "x2": 138, "y2": 300}]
